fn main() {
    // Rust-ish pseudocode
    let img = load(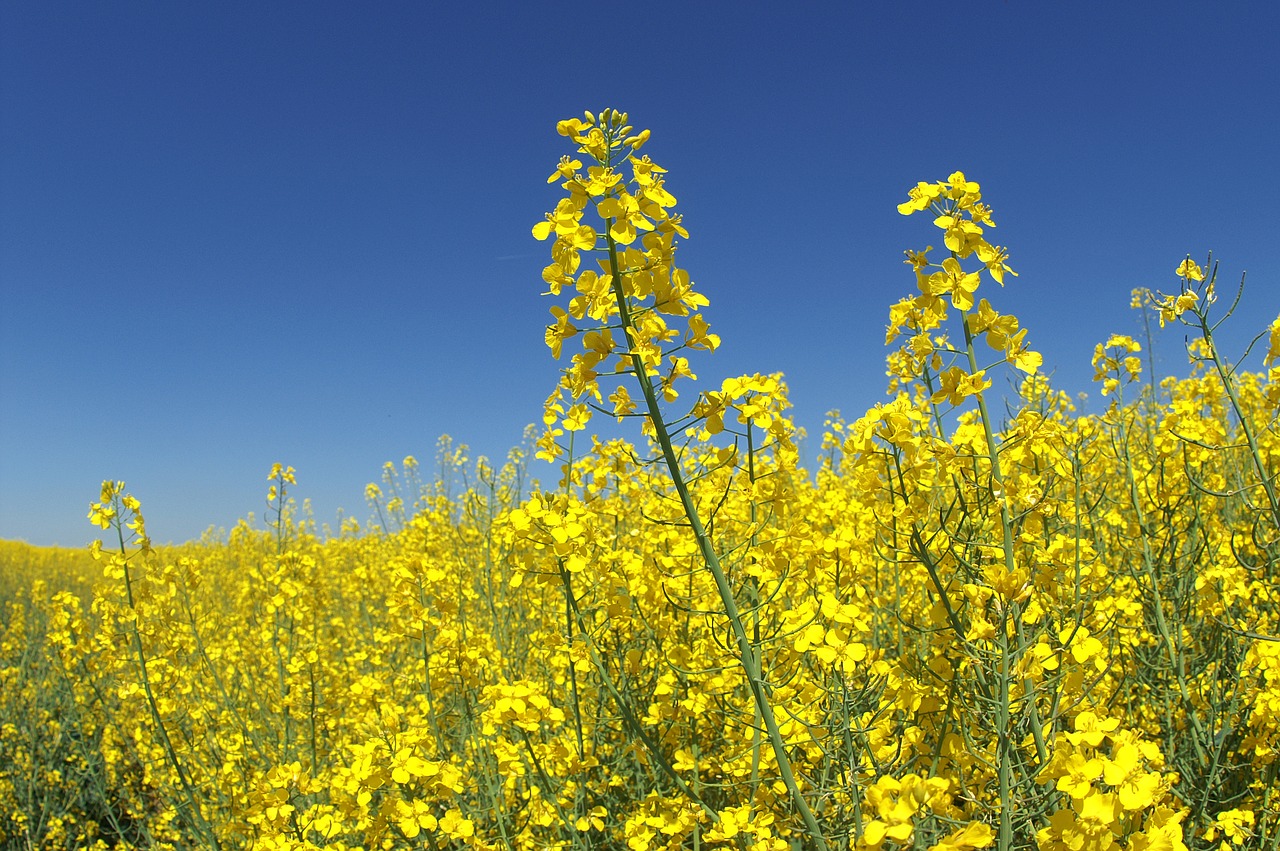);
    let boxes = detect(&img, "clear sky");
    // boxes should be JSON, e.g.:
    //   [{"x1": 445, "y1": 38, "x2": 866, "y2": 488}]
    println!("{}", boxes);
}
[{"x1": 3, "y1": 2, "x2": 1278, "y2": 546}]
